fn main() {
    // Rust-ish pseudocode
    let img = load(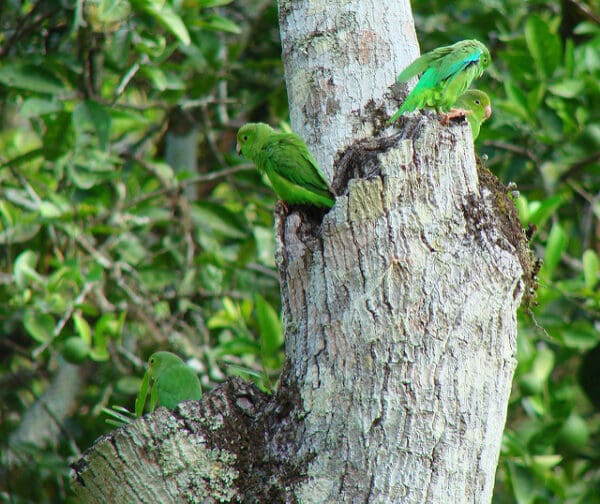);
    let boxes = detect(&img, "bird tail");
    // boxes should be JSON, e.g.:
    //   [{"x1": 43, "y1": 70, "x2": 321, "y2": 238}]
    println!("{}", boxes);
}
[
  {"x1": 386, "y1": 108, "x2": 403, "y2": 125},
  {"x1": 387, "y1": 96, "x2": 419, "y2": 125}
]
